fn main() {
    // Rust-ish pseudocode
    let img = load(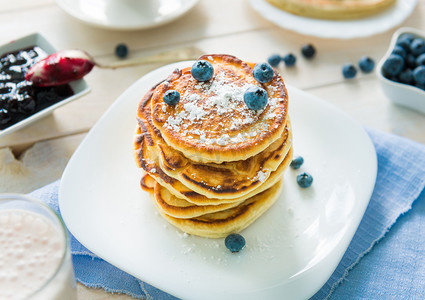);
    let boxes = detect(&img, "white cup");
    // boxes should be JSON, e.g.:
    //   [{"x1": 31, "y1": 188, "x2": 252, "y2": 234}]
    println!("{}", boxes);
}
[{"x1": 0, "y1": 194, "x2": 78, "y2": 300}]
